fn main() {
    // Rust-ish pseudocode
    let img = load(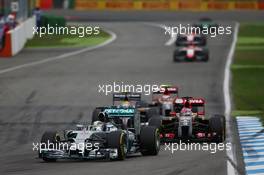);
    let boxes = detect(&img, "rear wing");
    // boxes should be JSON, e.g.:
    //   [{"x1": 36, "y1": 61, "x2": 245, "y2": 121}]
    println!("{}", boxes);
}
[
  {"x1": 175, "y1": 97, "x2": 205, "y2": 106},
  {"x1": 153, "y1": 86, "x2": 178, "y2": 95},
  {"x1": 103, "y1": 107, "x2": 135, "y2": 118},
  {"x1": 174, "y1": 97, "x2": 205, "y2": 114},
  {"x1": 112, "y1": 92, "x2": 141, "y2": 105}
]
